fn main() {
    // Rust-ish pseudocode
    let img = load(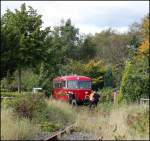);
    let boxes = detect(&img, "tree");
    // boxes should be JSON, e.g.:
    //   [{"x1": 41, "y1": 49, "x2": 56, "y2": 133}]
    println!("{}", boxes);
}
[
  {"x1": 59, "y1": 19, "x2": 80, "y2": 60},
  {"x1": 128, "y1": 22, "x2": 142, "y2": 49},
  {"x1": 80, "y1": 35, "x2": 96, "y2": 62},
  {"x1": 118, "y1": 56, "x2": 149, "y2": 103},
  {"x1": 1, "y1": 3, "x2": 51, "y2": 92},
  {"x1": 118, "y1": 14, "x2": 149, "y2": 103},
  {"x1": 138, "y1": 14, "x2": 149, "y2": 55},
  {"x1": 104, "y1": 66, "x2": 115, "y2": 88},
  {"x1": 91, "y1": 28, "x2": 129, "y2": 65}
]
